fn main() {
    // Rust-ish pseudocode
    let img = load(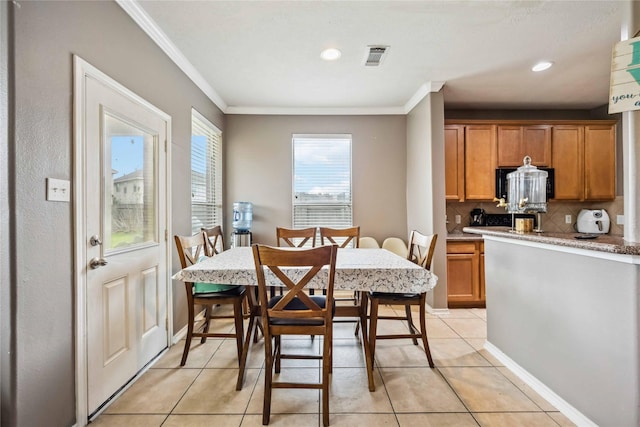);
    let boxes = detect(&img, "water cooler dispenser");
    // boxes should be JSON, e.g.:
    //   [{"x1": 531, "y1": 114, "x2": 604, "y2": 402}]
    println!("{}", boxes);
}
[{"x1": 231, "y1": 201, "x2": 253, "y2": 247}]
